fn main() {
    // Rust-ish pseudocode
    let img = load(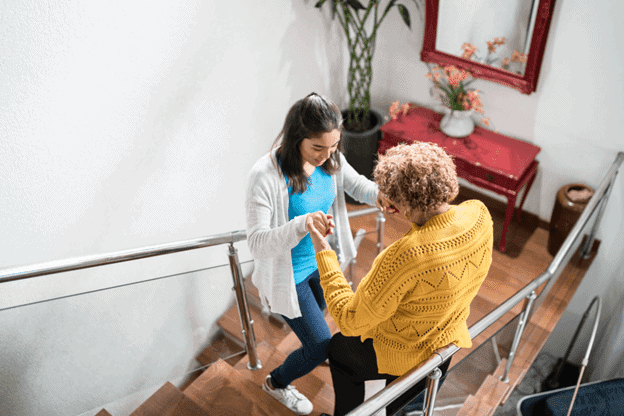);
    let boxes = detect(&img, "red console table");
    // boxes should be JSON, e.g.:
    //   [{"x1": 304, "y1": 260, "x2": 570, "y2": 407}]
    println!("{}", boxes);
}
[{"x1": 379, "y1": 106, "x2": 541, "y2": 252}]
